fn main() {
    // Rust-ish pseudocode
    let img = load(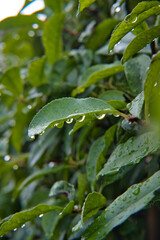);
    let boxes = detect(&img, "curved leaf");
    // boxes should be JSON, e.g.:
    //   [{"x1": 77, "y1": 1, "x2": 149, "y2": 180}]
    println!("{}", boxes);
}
[
  {"x1": 28, "y1": 97, "x2": 120, "y2": 137},
  {"x1": 127, "y1": 91, "x2": 144, "y2": 118},
  {"x1": 72, "y1": 63, "x2": 124, "y2": 96},
  {"x1": 108, "y1": 2, "x2": 160, "y2": 52},
  {"x1": 98, "y1": 132, "x2": 160, "y2": 181},
  {"x1": 0, "y1": 204, "x2": 62, "y2": 237},
  {"x1": 81, "y1": 192, "x2": 106, "y2": 223},
  {"x1": 83, "y1": 170, "x2": 160, "y2": 240},
  {"x1": 122, "y1": 26, "x2": 160, "y2": 63}
]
